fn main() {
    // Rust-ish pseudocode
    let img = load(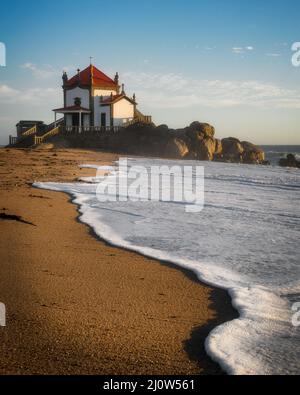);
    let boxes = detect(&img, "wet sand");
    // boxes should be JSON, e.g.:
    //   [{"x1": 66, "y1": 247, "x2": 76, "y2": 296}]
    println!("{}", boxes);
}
[{"x1": 0, "y1": 147, "x2": 237, "y2": 375}]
